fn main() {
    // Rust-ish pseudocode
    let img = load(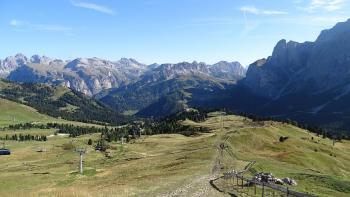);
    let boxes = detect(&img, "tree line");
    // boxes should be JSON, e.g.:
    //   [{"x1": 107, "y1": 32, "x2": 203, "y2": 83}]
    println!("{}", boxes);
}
[
  {"x1": 2, "y1": 107, "x2": 349, "y2": 141},
  {"x1": 0, "y1": 134, "x2": 47, "y2": 141},
  {"x1": 234, "y1": 111, "x2": 349, "y2": 140}
]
